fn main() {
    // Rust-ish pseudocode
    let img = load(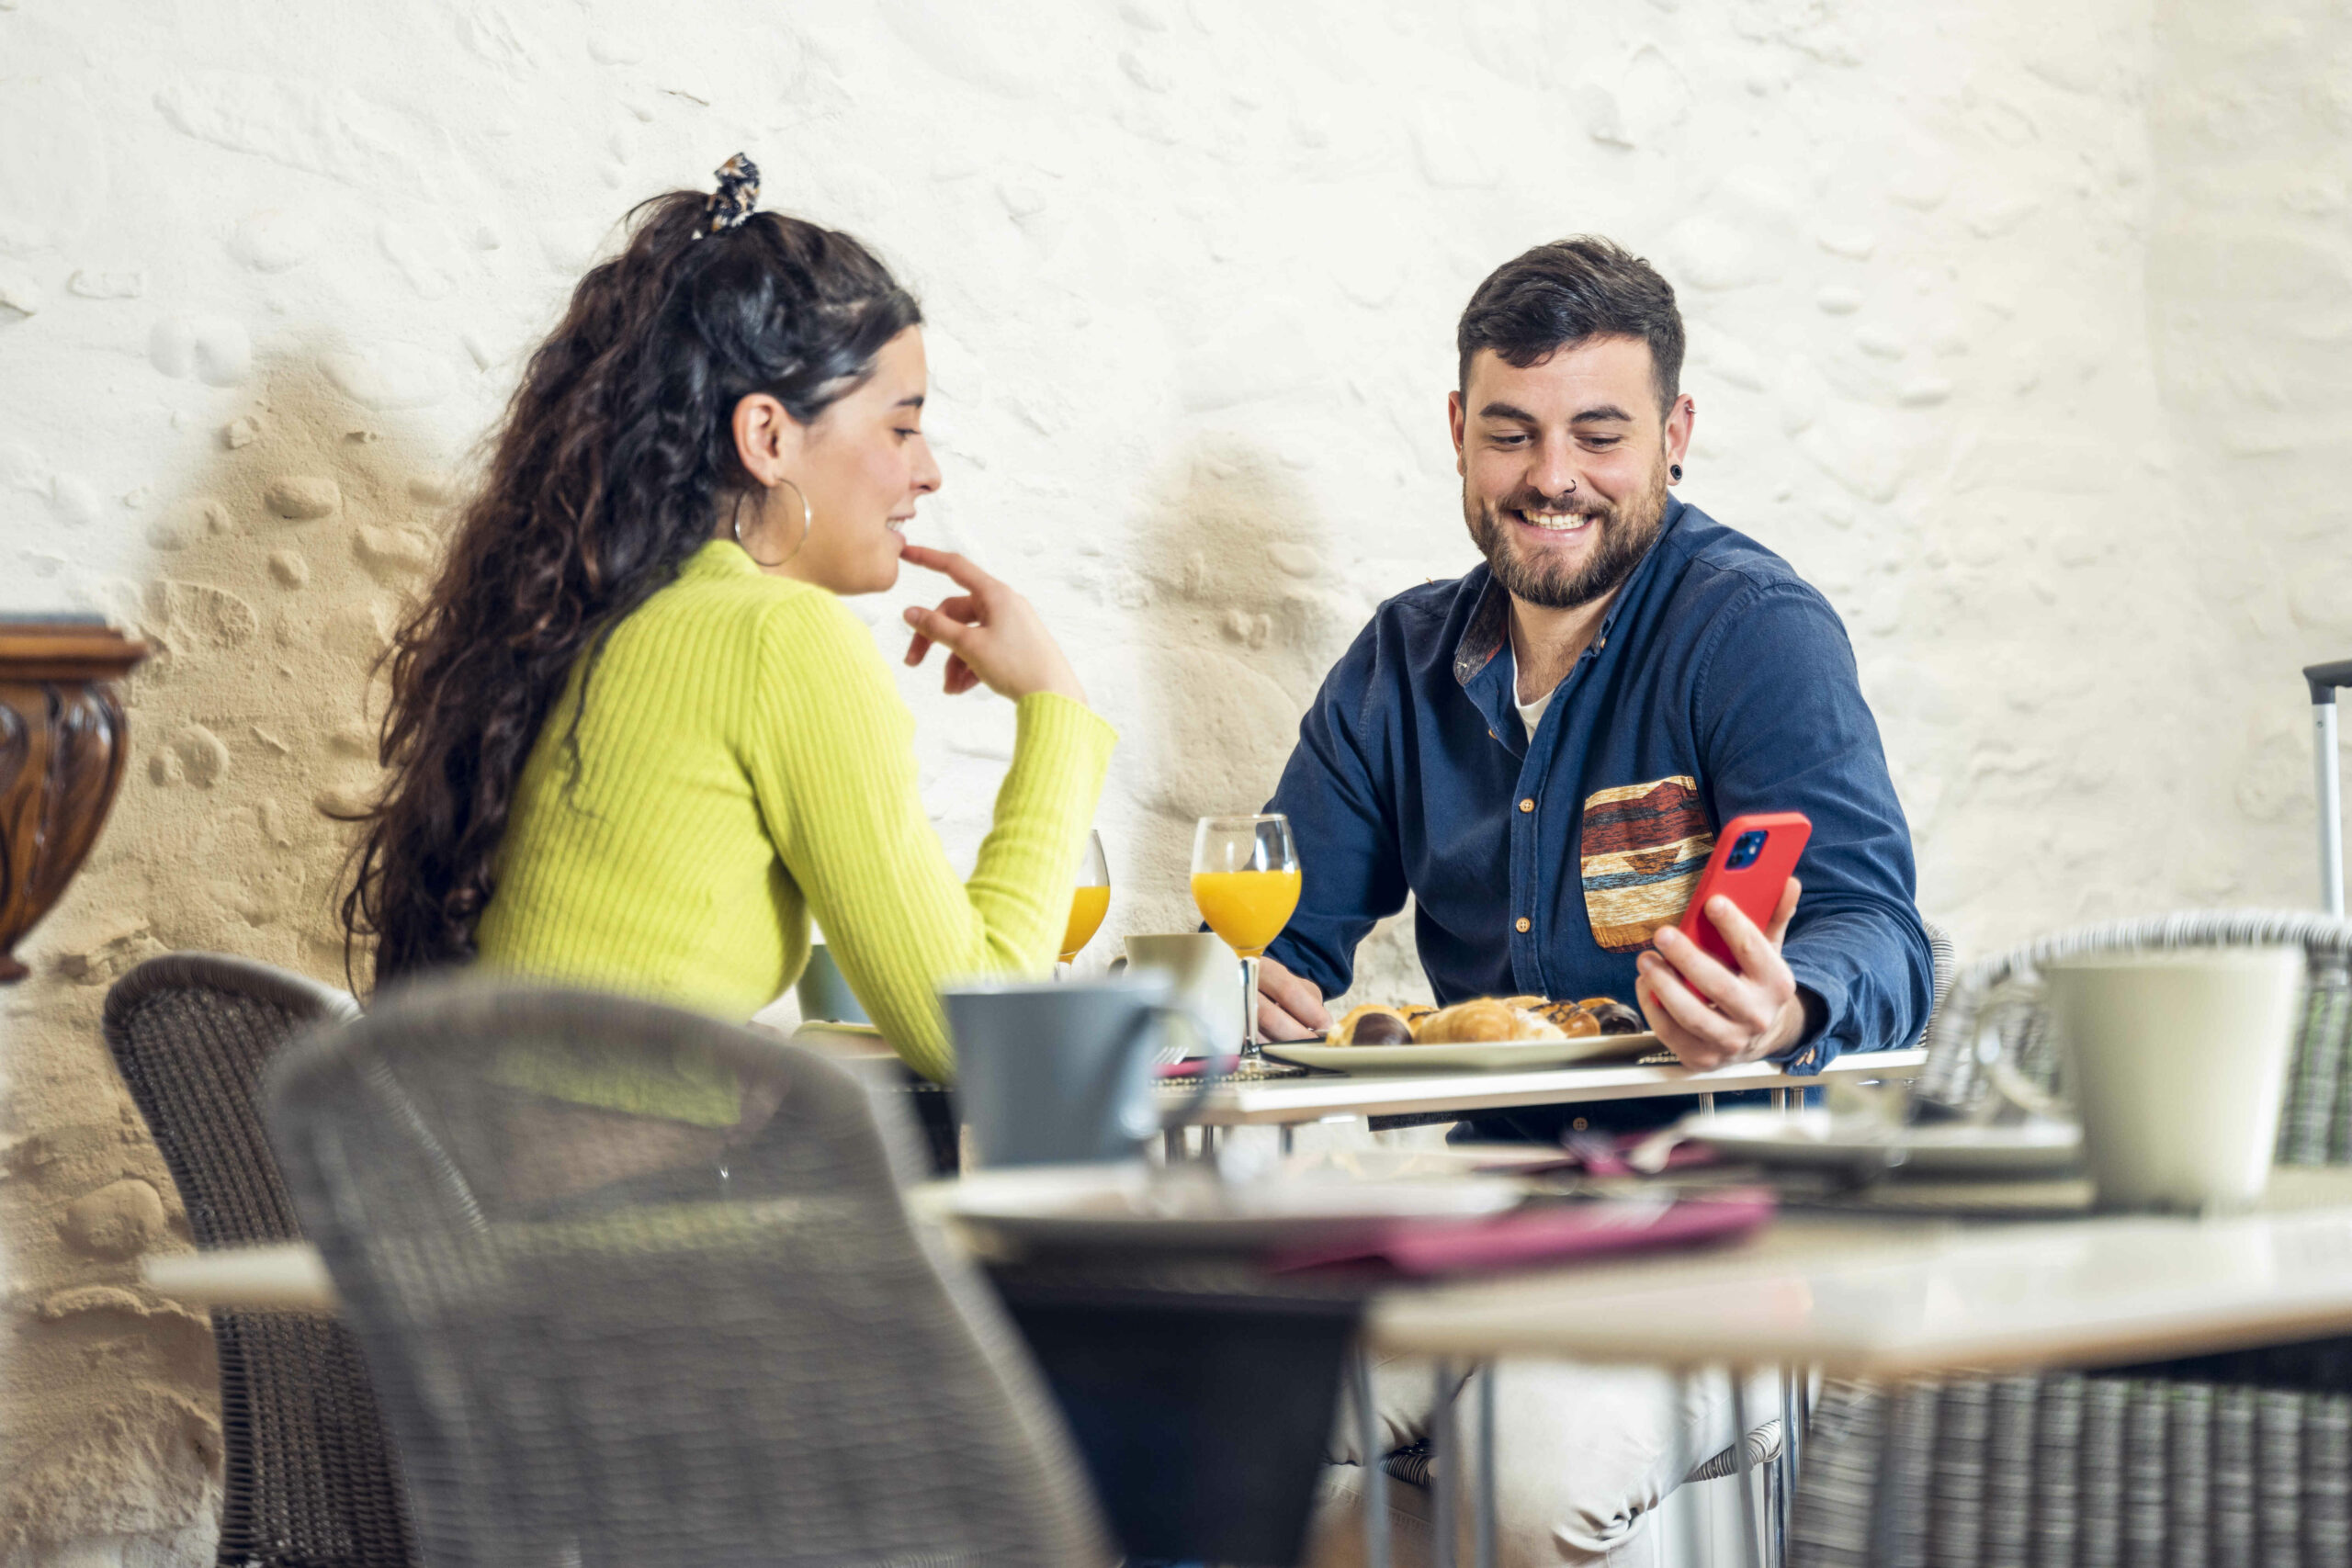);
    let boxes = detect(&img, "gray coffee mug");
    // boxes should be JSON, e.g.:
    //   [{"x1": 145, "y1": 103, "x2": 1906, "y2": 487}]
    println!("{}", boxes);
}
[
  {"x1": 795, "y1": 943, "x2": 869, "y2": 1025},
  {"x1": 944, "y1": 976, "x2": 1213, "y2": 1168}
]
